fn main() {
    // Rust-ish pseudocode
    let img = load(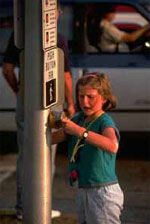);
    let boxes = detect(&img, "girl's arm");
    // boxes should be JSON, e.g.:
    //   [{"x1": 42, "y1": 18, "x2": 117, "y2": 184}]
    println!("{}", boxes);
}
[
  {"x1": 62, "y1": 118, "x2": 118, "y2": 154},
  {"x1": 86, "y1": 127, "x2": 119, "y2": 154}
]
